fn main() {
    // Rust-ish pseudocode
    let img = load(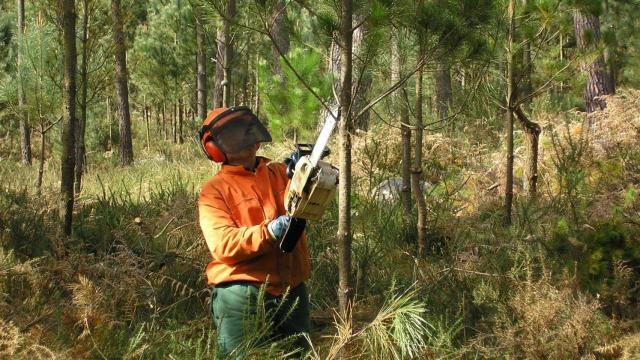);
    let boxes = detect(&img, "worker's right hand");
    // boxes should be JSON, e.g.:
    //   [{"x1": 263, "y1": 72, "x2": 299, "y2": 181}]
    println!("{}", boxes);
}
[{"x1": 268, "y1": 215, "x2": 291, "y2": 241}]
